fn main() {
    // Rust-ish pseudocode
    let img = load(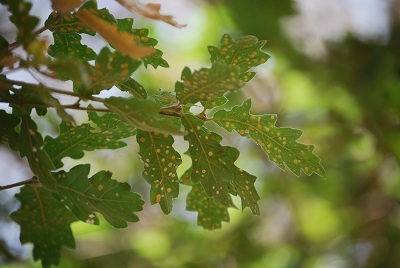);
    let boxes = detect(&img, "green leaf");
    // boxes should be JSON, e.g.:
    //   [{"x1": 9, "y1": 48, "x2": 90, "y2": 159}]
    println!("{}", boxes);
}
[
  {"x1": 44, "y1": 111, "x2": 136, "y2": 169},
  {"x1": 202, "y1": 96, "x2": 228, "y2": 110},
  {"x1": 136, "y1": 130, "x2": 182, "y2": 214},
  {"x1": 150, "y1": 90, "x2": 178, "y2": 107},
  {"x1": 19, "y1": 110, "x2": 57, "y2": 191},
  {"x1": 11, "y1": 185, "x2": 77, "y2": 268},
  {"x1": 175, "y1": 60, "x2": 243, "y2": 104},
  {"x1": 213, "y1": 99, "x2": 325, "y2": 177},
  {"x1": 0, "y1": 110, "x2": 20, "y2": 151},
  {"x1": 208, "y1": 34, "x2": 270, "y2": 82},
  {"x1": 186, "y1": 183, "x2": 231, "y2": 230},
  {"x1": 53, "y1": 164, "x2": 145, "y2": 228},
  {"x1": 0, "y1": 0, "x2": 39, "y2": 48},
  {"x1": 182, "y1": 113, "x2": 234, "y2": 206},
  {"x1": 105, "y1": 96, "x2": 183, "y2": 135},
  {"x1": 48, "y1": 32, "x2": 96, "y2": 61},
  {"x1": 117, "y1": 78, "x2": 148, "y2": 99},
  {"x1": 74, "y1": 48, "x2": 142, "y2": 95},
  {"x1": 221, "y1": 146, "x2": 260, "y2": 215},
  {"x1": 47, "y1": 57, "x2": 90, "y2": 87}
]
